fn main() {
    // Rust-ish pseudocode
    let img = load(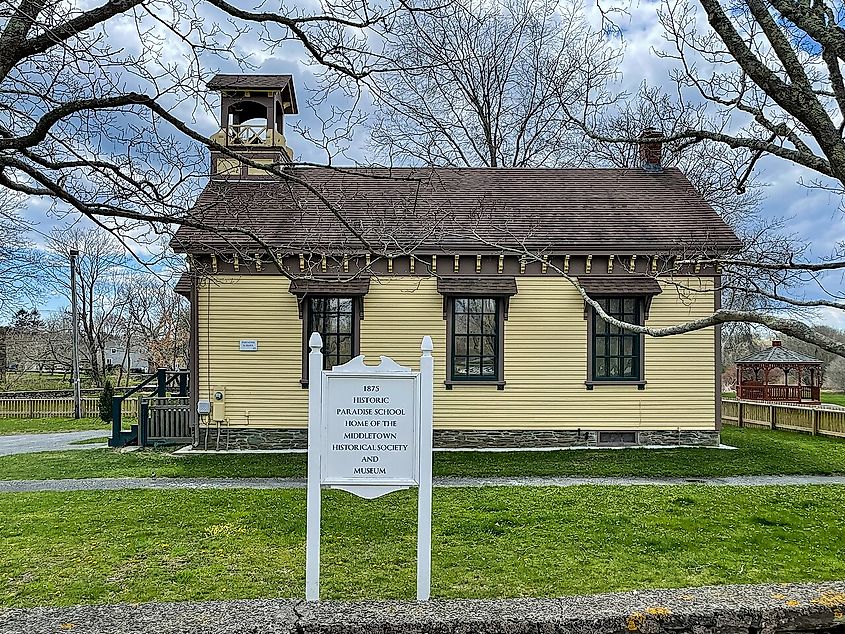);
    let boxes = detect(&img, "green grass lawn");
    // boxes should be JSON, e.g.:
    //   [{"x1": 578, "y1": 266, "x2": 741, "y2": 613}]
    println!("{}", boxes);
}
[
  {"x1": 1, "y1": 485, "x2": 843, "y2": 606},
  {"x1": 1, "y1": 426, "x2": 844, "y2": 481},
  {"x1": 0, "y1": 417, "x2": 110, "y2": 436},
  {"x1": 821, "y1": 393, "x2": 845, "y2": 407},
  {"x1": 68, "y1": 437, "x2": 109, "y2": 446},
  {"x1": 0, "y1": 371, "x2": 143, "y2": 393}
]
